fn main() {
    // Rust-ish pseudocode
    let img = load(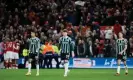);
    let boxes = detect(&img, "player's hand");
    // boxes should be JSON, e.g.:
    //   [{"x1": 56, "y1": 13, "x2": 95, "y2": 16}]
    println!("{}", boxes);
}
[{"x1": 72, "y1": 51, "x2": 75, "y2": 58}]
